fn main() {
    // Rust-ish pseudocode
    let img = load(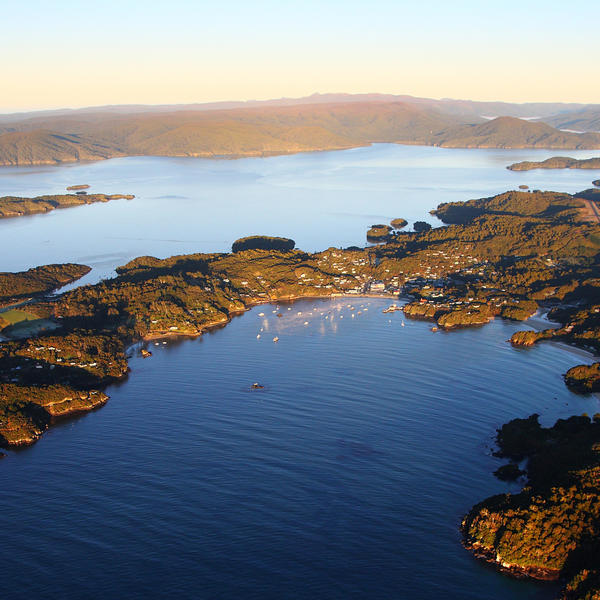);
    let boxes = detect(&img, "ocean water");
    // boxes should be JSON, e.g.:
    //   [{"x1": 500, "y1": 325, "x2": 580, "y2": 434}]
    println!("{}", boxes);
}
[
  {"x1": 1, "y1": 299, "x2": 597, "y2": 599},
  {"x1": 1, "y1": 146, "x2": 600, "y2": 599}
]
